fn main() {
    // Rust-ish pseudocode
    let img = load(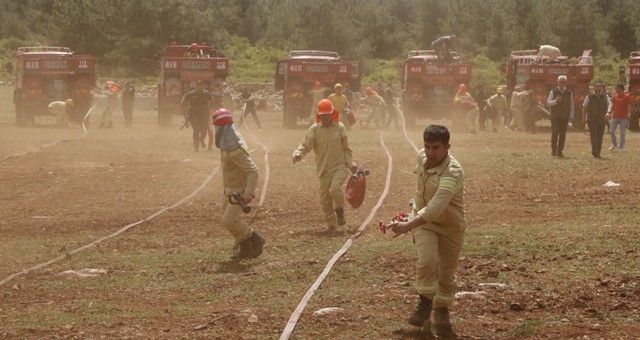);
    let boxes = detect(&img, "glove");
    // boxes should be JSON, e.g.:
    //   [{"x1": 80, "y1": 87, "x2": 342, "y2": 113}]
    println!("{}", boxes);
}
[{"x1": 292, "y1": 152, "x2": 302, "y2": 163}]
